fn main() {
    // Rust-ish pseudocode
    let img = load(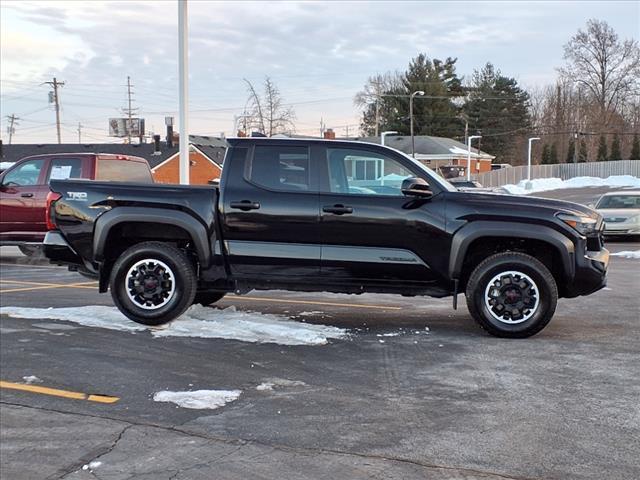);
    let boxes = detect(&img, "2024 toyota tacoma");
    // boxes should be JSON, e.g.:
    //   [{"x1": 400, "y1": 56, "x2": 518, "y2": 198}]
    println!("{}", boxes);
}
[{"x1": 43, "y1": 138, "x2": 609, "y2": 338}]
